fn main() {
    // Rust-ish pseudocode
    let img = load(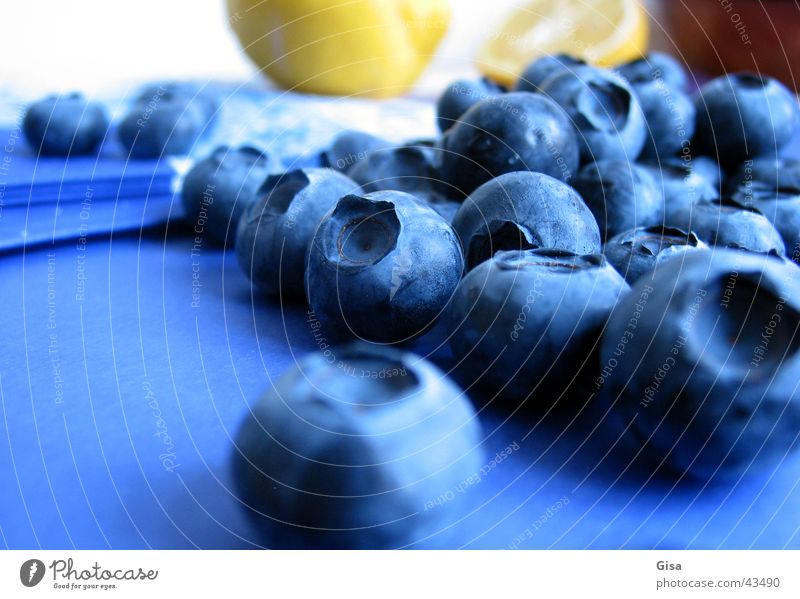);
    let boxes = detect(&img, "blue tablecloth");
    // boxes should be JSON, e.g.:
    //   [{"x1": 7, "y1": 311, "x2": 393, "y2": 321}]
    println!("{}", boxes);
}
[{"x1": 2, "y1": 85, "x2": 800, "y2": 549}]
